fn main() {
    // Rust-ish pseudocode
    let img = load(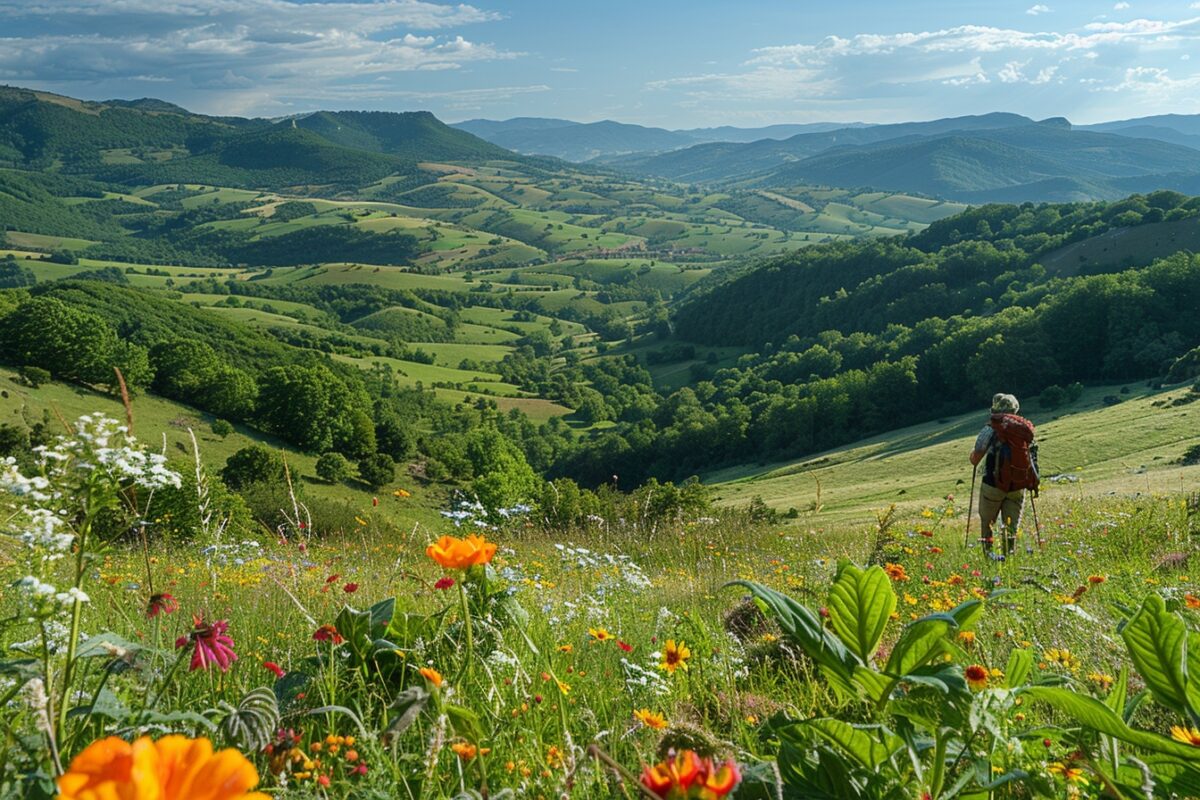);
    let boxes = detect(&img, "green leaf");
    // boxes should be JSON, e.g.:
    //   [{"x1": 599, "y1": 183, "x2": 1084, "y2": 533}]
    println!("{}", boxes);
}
[
  {"x1": 306, "y1": 705, "x2": 369, "y2": 739},
  {"x1": 445, "y1": 703, "x2": 485, "y2": 743},
  {"x1": 1004, "y1": 649, "x2": 1033, "y2": 689},
  {"x1": 802, "y1": 718, "x2": 904, "y2": 770},
  {"x1": 137, "y1": 709, "x2": 217, "y2": 731},
  {"x1": 75, "y1": 632, "x2": 144, "y2": 659},
  {"x1": 1105, "y1": 665, "x2": 1129, "y2": 716},
  {"x1": 273, "y1": 671, "x2": 312, "y2": 714},
  {"x1": 68, "y1": 686, "x2": 128, "y2": 722},
  {"x1": 1023, "y1": 687, "x2": 1200, "y2": 760},
  {"x1": 727, "y1": 580, "x2": 859, "y2": 684},
  {"x1": 731, "y1": 760, "x2": 784, "y2": 800},
  {"x1": 948, "y1": 598, "x2": 984, "y2": 631},
  {"x1": 368, "y1": 597, "x2": 395, "y2": 639},
  {"x1": 219, "y1": 687, "x2": 279, "y2": 752},
  {"x1": 335, "y1": 604, "x2": 372, "y2": 664},
  {"x1": 885, "y1": 614, "x2": 956, "y2": 678},
  {"x1": 382, "y1": 686, "x2": 430, "y2": 743},
  {"x1": 1120, "y1": 594, "x2": 1192, "y2": 717},
  {"x1": 851, "y1": 666, "x2": 891, "y2": 705},
  {"x1": 827, "y1": 563, "x2": 895, "y2": 663}
]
